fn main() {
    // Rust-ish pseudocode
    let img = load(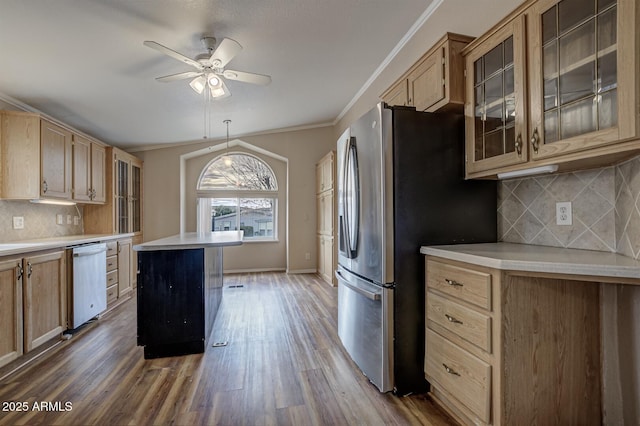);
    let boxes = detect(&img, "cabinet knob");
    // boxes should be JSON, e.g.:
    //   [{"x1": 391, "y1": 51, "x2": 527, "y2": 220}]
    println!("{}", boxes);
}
[
  {"x1": 445, "y1": 278, "x2": 463, "y2": 287},
  {"x1": 16, "y1": 263, "x2": 24, "y2": 280},
  {"x1": 27, "y1": 262, "x2": 32, "y2": 278},
  {"x1": 531, "y1": 128, "x2": 540, "y2": 154},
  {"x1": 42, "y1": 180, "x2": 48, "y2": 194},
  {"x1": 442, "y1": 363, "x2": 460, "y2": 376},
  {"x1": 515, "y1": 134, "x2": 522, "y2": 156},
  {"x1": 445, "y1": 314, "x2": 463, "y2": 324}
]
